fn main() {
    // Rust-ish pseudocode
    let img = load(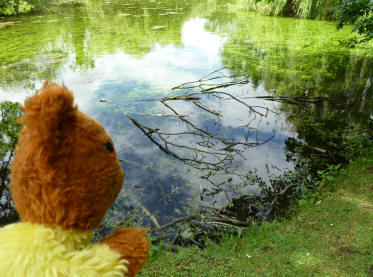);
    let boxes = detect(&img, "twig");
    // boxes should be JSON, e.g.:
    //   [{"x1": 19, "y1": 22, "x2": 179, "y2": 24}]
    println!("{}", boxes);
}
[
  {"x1": 131, "y1": 197, "x2": 161, "y2": 228},
  {"x1": 124, "y1": 111, "x2": 190, "y2": 118},
  {"x1": 149, "y1": 215, "x2": 201, "y2": 233},
  {"x1": 209, "y1": 216, "x2": 249, "y2": 227},
  {"x1": 100, "y1": 95, "x2": 201, "y2": 103},
  {"x1": 148, "y1": 213, "x2": 249, "y2": 234}
]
